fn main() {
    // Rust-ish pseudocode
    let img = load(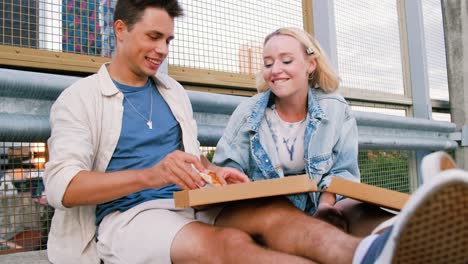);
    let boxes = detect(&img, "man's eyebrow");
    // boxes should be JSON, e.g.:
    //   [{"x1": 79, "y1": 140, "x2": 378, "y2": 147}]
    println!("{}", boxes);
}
[{"x1": 148, "y1": 30, "x2": 175, "y2": 41}]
